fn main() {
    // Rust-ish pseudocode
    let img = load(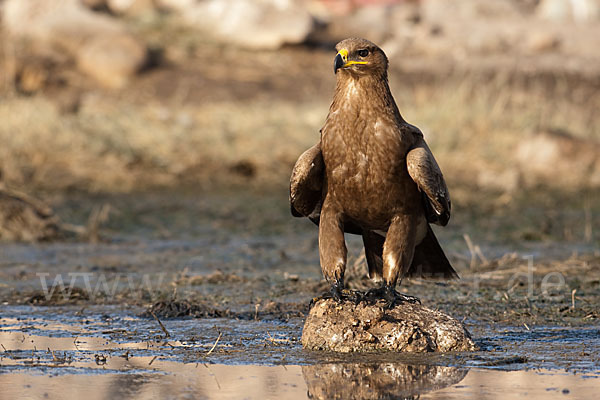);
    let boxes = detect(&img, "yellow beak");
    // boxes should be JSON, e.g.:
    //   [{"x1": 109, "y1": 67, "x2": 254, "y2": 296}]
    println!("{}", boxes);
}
[{"x1": 334, "y1": 49, "x2": 368, "y2": 73}]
